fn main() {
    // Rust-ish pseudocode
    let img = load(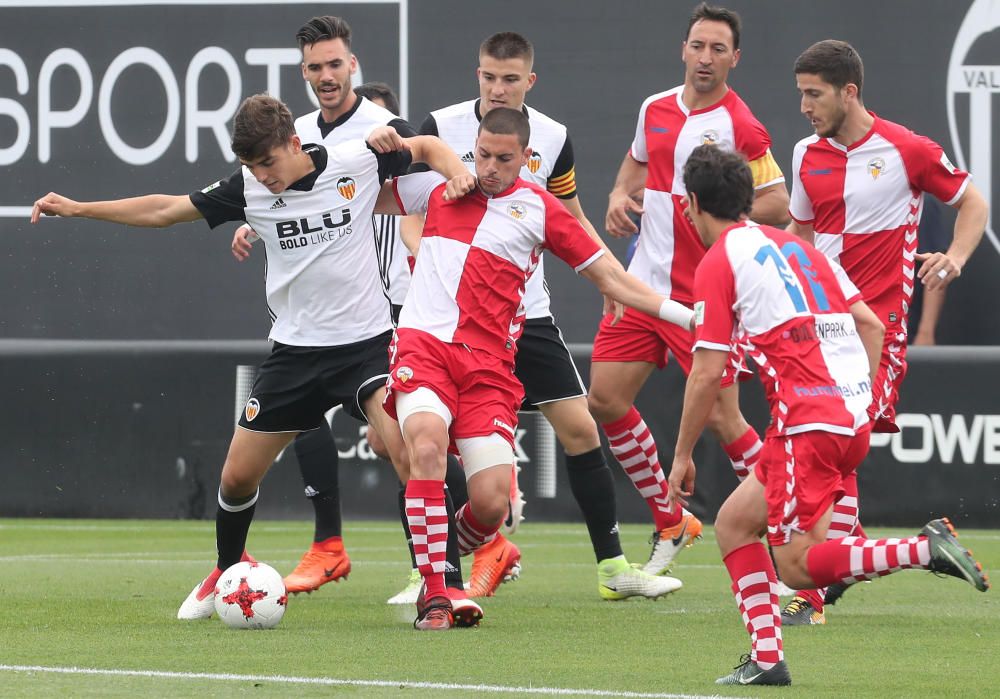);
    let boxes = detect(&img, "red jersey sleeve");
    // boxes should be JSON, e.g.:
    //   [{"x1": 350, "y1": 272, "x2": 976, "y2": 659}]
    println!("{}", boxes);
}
[
  {"x1": 899, "y1": 132, "x2": 971, "y2": 206},
  {"x1": 541, "y1": 191, "x2": 604, "y2": 272},
  {"x1": 692, "y1": 242, "x2": 737, "y2": 351}
]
